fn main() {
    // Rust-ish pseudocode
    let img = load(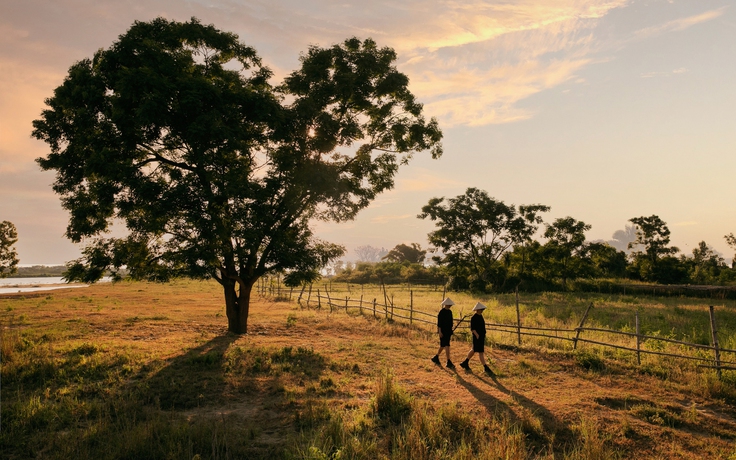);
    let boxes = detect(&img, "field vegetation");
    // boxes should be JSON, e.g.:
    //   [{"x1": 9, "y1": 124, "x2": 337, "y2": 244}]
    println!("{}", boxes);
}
[{"x1": 2, "y1": 280, "x2": 736, "y2": 459}]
